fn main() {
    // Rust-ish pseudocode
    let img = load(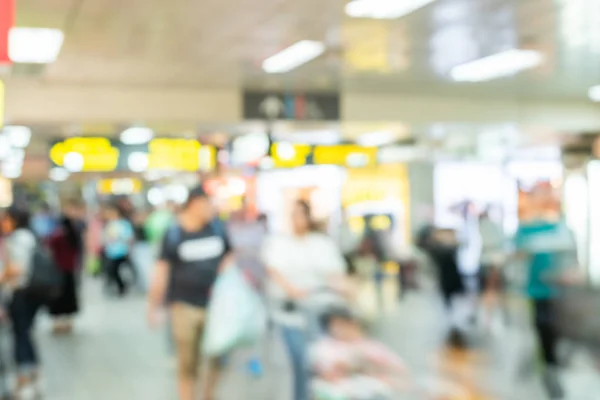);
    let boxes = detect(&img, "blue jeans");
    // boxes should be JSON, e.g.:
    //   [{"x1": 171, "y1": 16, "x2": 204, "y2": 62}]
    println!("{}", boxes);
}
[
  {"x1": 9, "y1": 290, "x2": 41, "y2": 375},
  {"x1": 280, "y1": 326, "x2": 308, "y2": 400}
]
